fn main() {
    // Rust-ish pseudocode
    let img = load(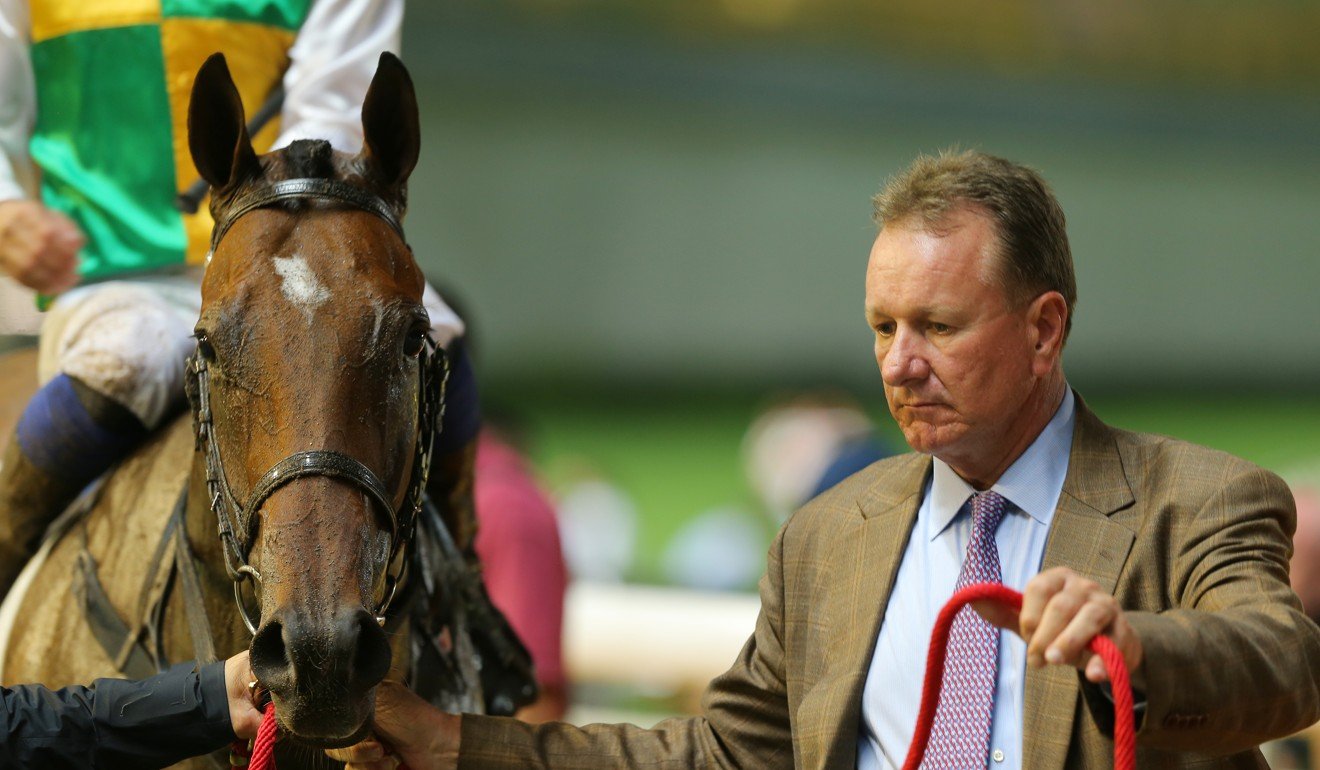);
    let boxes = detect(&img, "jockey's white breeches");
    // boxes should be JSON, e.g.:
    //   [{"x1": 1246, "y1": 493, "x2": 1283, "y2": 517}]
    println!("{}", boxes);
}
[{"x1": 37, "y1": 272, "x2": 464, "y2": 429}]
